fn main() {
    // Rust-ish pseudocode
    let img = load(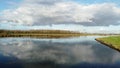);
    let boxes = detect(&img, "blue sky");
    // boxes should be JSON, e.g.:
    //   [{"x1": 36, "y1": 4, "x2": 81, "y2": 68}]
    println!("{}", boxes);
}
[
  {"x1": 0, "y1": 0, "x2": 120, "y2": 34},
  {"x1": 0, "y1": 0, "x2": 22, "y2": 11}
]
